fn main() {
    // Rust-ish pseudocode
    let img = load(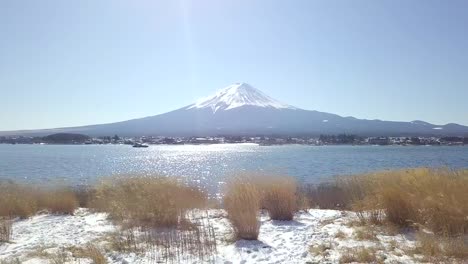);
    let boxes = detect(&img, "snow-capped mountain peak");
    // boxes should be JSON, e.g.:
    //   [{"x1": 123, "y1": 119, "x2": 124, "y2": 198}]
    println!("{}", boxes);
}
[{"x1": 187, "y1": 83, "x2": 297, "y2": 113}]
